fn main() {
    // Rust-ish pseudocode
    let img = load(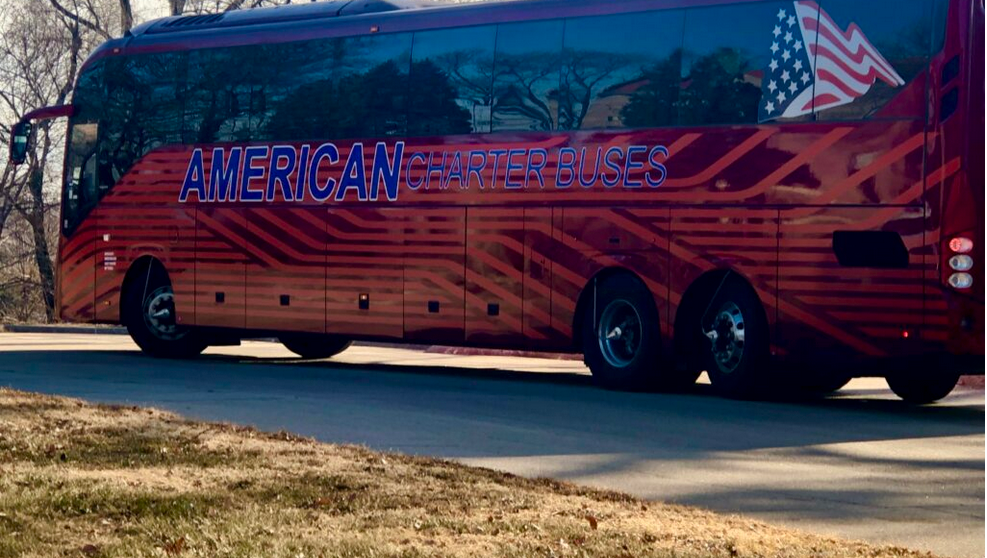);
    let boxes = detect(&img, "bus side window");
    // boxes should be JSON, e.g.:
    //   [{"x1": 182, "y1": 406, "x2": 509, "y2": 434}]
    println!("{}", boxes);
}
[
  {"x1": 491, "y1": 20, "x2": 564, "y2": 133},
  {"x1": 185, "y1": 47, "x2": 253, "y2": 143},
  {"x1": 408, "y1": 25, "x2": 497, "y2": 136},
  {"x1": 813, "y1": 0, "x2": 932, "y2": 121},
  {"x1": 100, "y1": 53, "x2": 186, "y2": 191},
  {"x1": 253, "y1": 40, "x2": 334, "y2": 141},
  {"x1": 559, "y1": 10, "x2": 685, "y2": 131},
  {"x1": 679, "y1": 2, "x2": 788, "y2": 126}
]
